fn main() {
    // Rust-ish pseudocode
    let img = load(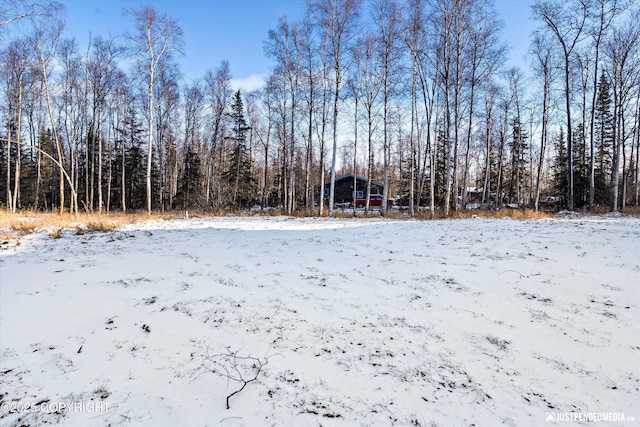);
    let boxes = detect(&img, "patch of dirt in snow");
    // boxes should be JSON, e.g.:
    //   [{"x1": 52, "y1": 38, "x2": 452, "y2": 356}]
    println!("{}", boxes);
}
[{"x1": 1, "y1": 216, "x2": 639, "y2": 426}]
